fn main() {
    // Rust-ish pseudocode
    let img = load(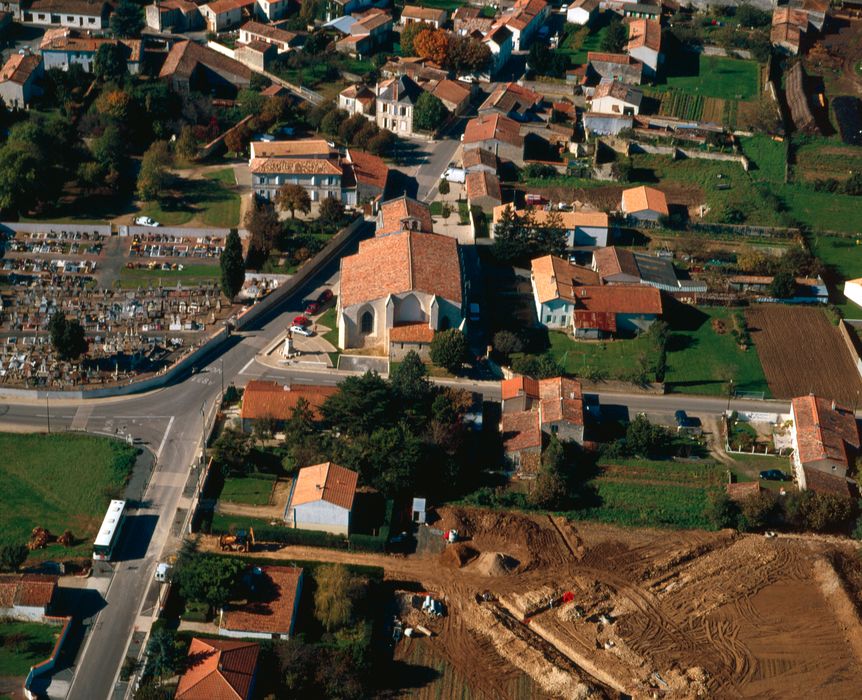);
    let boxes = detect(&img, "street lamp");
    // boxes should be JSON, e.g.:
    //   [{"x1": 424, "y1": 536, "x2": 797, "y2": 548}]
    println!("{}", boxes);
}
[
  {"x1": 726, "y1": 379, "x2": 734, "y2": 414},
  {"x1": 46, "y1": 393, "x2": 50, "y2": 434}
]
